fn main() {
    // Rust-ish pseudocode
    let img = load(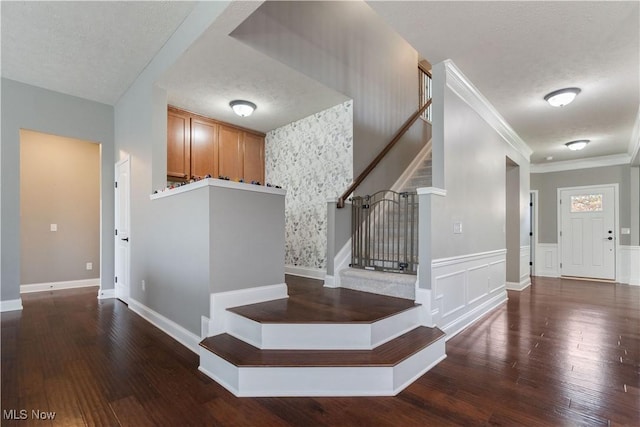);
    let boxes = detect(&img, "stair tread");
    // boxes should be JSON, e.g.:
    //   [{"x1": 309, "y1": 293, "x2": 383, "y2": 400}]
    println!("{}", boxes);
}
[
  {"x1": 200, "y1": 326, "x2": 445, "y2": 367},
  {"x1": 227, "y1": 287, "x2": 419, "y2": 324}
]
